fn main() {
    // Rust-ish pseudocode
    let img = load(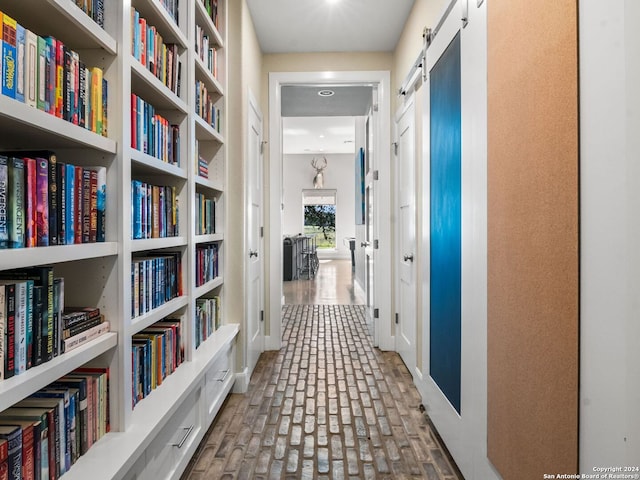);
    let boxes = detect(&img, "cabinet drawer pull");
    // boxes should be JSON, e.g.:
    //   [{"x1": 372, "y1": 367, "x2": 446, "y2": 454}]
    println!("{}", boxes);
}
[
  {"x1": 172, "y1": 425, "x2": 194, "y2": 449},
  {"x1": 213, "y1": 369, "x2": 230, "y2": 382}
]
